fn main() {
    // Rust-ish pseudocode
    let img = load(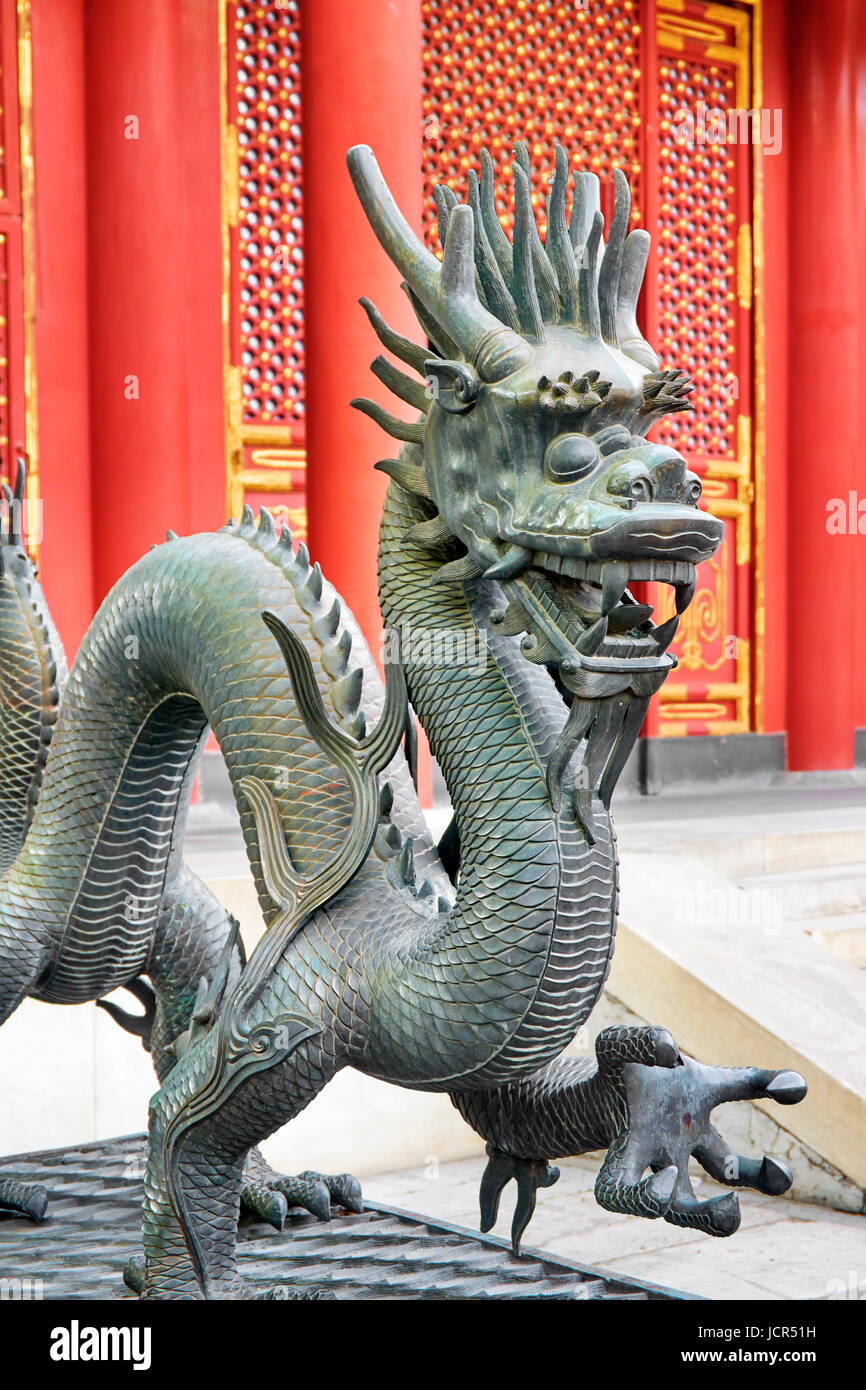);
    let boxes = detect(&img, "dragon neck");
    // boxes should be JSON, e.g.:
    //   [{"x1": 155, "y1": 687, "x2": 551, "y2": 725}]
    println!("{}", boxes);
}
[
  {"x1": 0, "y1": 563, "x2": 66, "y2": 873},
  {"x1": 373, "y1": 478, "x2": 620, "y2": 1087}
]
